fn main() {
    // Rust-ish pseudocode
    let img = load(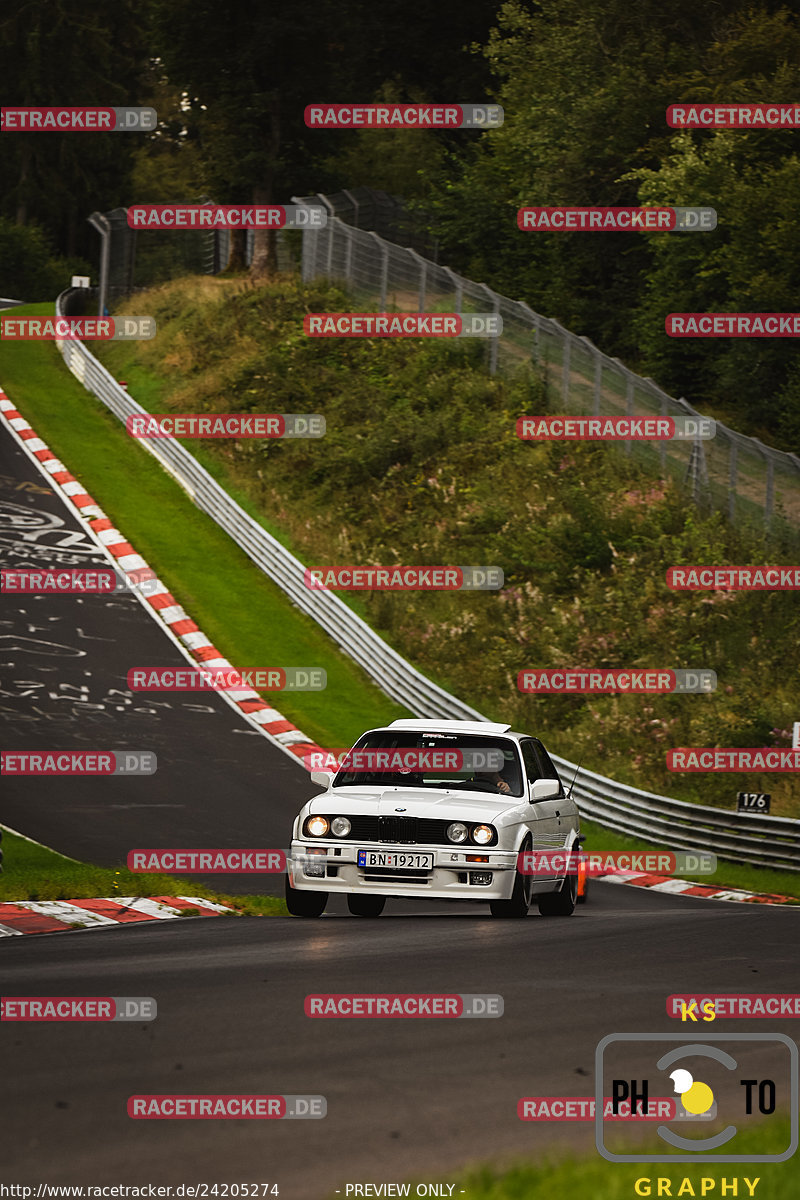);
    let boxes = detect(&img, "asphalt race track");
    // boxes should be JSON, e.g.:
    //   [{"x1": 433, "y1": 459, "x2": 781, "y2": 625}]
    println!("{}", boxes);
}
[
  {"x1": 0, "y1": 417, "x2": 315, "y2": 889},
  {"x1": 2, "y1": 413, "x2": 800, "y2": 1199},
  {"x1": 3, "y1": 893, "x2": 800, "y2": 1197}
]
